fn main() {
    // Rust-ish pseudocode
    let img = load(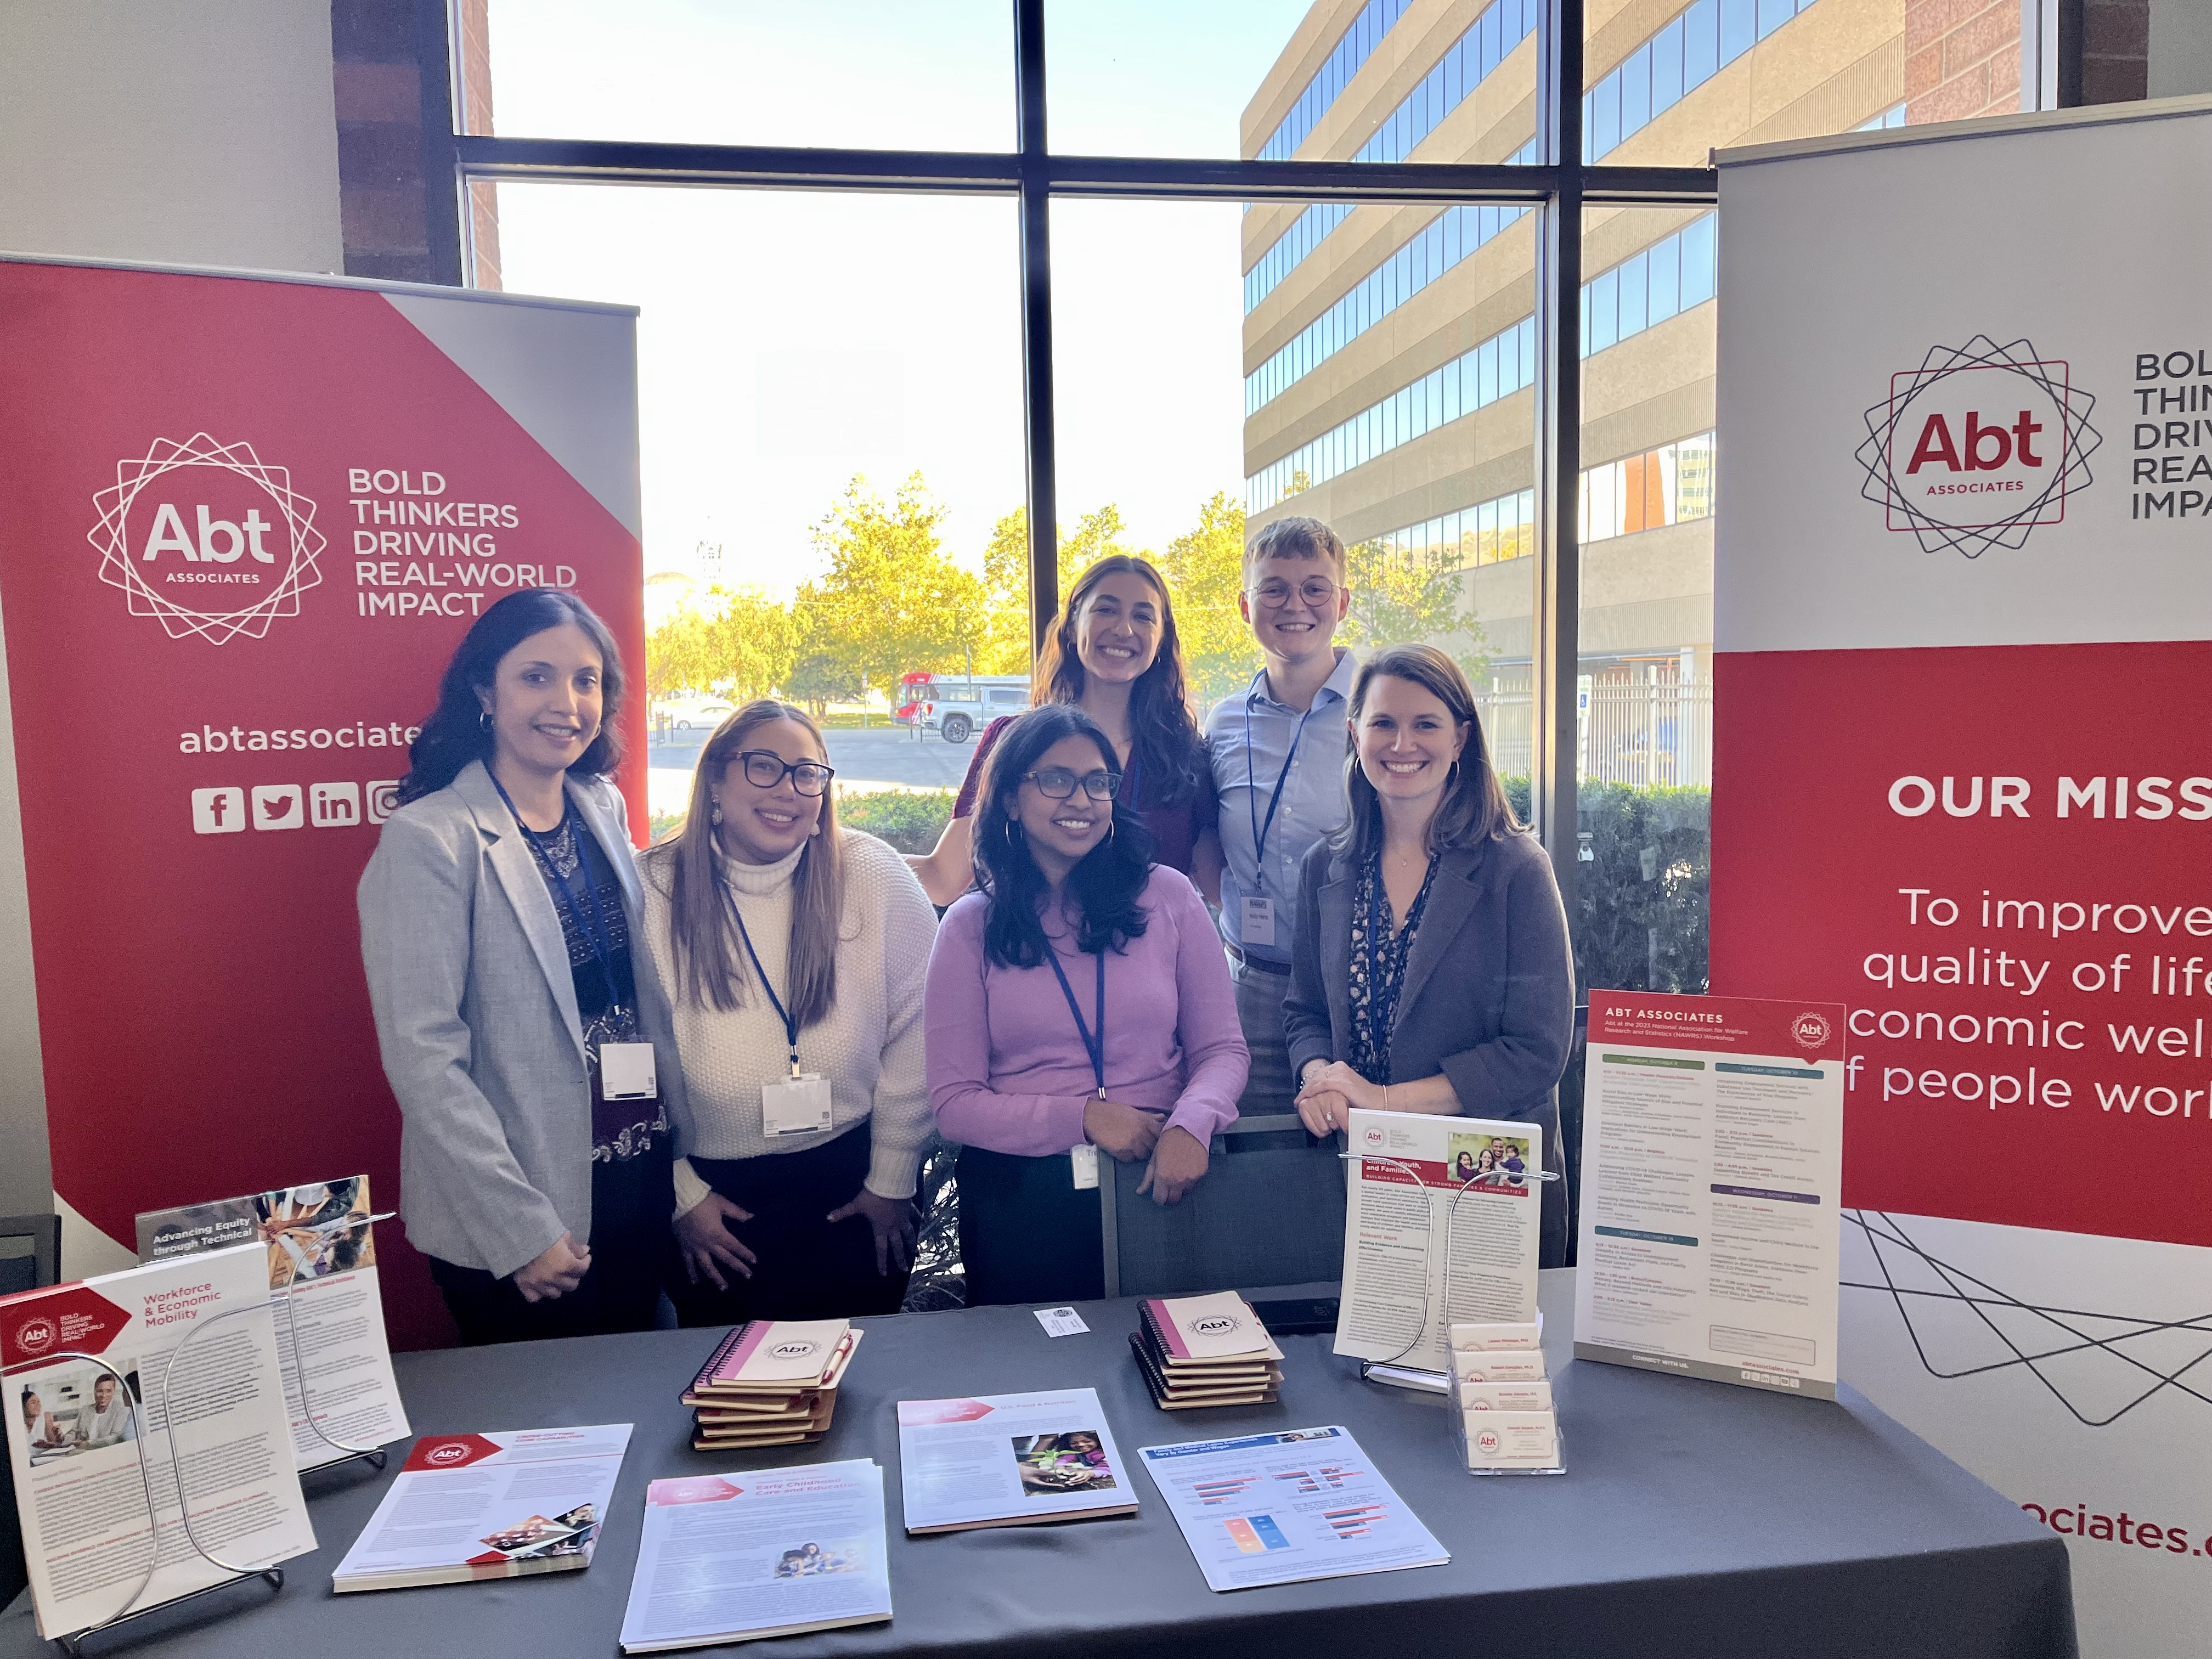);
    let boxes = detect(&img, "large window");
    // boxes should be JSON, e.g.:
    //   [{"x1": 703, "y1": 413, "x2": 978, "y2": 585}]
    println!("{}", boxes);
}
[{"x1": 449, "y1": 0, "x2": 1932, "y2": 1000}]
